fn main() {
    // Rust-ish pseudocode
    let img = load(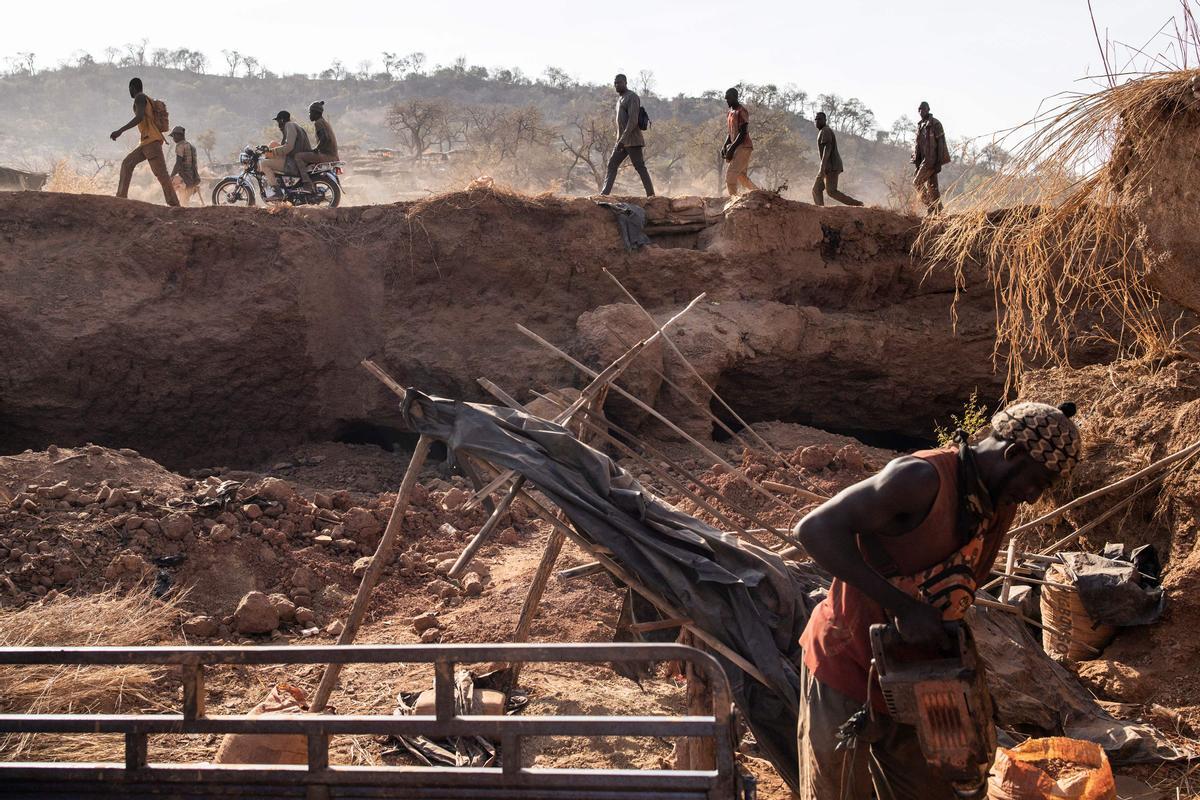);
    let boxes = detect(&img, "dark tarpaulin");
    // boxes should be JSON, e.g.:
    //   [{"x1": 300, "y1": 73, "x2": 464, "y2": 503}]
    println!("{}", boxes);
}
[
  {"x1": 1060, "y1": 546, "x2": 1166, "y2": 627},
  {"x1": 398, "y1": 390, "x2": 1193, "y2": 785},
  {"x1": 401, "y1": 390, "x2": 813, "y2": 790}
]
